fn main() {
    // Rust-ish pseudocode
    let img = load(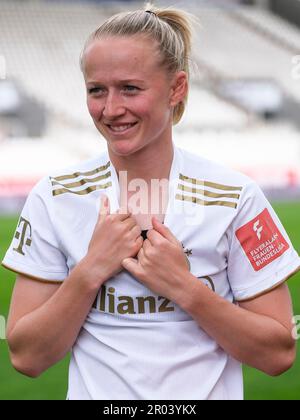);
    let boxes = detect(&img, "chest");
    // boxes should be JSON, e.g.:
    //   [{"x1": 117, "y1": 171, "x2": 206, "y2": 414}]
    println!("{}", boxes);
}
[
  {"x1": 55, "y1": 194, "x2": 235, "y2": 312},
  {"x1": 56, "y1": 195, "x2": 231, "y2": 277},
  {"x1": 120, "y1": 185, "x2": 169, "y2": 230}
]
